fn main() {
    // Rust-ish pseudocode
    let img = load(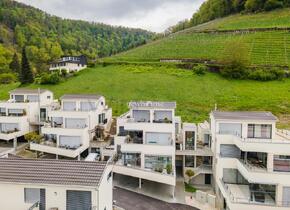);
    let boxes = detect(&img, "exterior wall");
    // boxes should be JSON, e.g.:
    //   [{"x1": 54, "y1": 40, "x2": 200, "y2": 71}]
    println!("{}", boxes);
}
[
  {"x1": 0, "y1": 182, "x2": 98, "y2": 210},
  {"x1": 98, "y1": 165, "x2": 113, "y2": 210},
  {"x1": 49, "y1": 63, "x2": 87, "y2": 72},
  {"x1": 210, "y1": 113, "x2": 290, "y2": 210},
  {"x1": 0, "y1": 91, "x2": 54, "y2": 141},
  {"x1": 115, "y1": 106, "x2": 177, "y2": 186}
]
